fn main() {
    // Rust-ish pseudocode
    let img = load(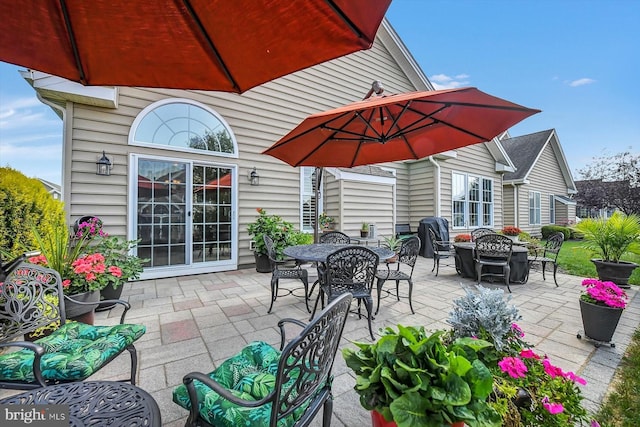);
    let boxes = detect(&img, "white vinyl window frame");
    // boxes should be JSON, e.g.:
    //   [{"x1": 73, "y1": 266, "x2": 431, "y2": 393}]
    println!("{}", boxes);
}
[
  {"x1": 300, "y1": 167, "x2": 319, "y2": 233},
  {"x1": 529, "y1": 191, "x2": 541, "y2": 225},
  {"x1": 549, "y1": 194, "x2": 555, "y2": 224},
  {"x1": 452, "y1": 172, "x2": 494, "y2": 229}
]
